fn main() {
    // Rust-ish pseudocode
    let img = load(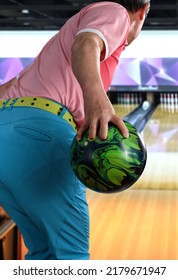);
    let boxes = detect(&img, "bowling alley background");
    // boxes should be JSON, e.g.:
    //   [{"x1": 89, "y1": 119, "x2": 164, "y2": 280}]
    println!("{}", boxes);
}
[{"x1": 0, "y1": 1, "x2": 178, "y2": 260}]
